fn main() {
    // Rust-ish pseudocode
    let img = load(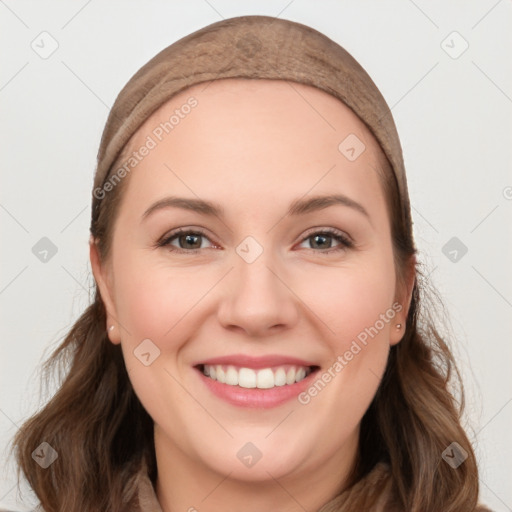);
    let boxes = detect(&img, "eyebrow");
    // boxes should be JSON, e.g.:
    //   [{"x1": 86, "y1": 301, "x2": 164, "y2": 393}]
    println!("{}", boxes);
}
[{"x1": 142, "y1": 194, "x2": 370, "y2": 222}]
